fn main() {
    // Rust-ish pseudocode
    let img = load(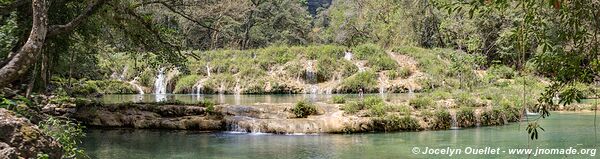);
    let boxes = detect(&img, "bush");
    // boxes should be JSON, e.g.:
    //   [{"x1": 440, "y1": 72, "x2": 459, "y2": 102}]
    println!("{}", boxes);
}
[
  {"x1": 373, "y1": 115, "x2": 420, "y2": 131},
  {"x1": 341, "y1": 101, "x2": 363, "y2": 114},
  {"x1": 387, "y1": 69, "x2": 399, "y2": 79},
  {"x1": 292, "y1": 100, "x2": 318, "y2": 118},
  {"x1": 332, "y1": 96, "x2": 346, "y2": 104},
  {"x1": 430, "y1": 90, "x2": 452, "y2": 100},
  {"x1": 352, "y1": 43, "x2": 398, "y2": 71},
  {"x1": 431, "y1": 109, "x2": 451, "y2": 130},
  {"x1": 488, "y1": 65, "x2": 515, "y2": 79},
  {"x1": 409, "y1": 96, "x2": 433, "y2": 109},
  {"x1": 339, "y1": 70, "x2": 378, "y2": 93},
  {"x1": 174, "y1": 75, "x2": 200, "y2": 94},
  {"x1": 384, "y1": 104, "x2": 410, "y2": 115},
  {"x1": 480, "y1": 108, "x2": 505, "y2": 126},
  {"x1": 39, "y1": 117, "x2": 87, "y2": 158},
  {"x1": 455, "y1": 92, "x2": 479, "y2": 107},
  {"x1": 456, "y1": 107, "x2": 476, "y2": 127},
  {"x1": 369, "y1": 102, "x2": 386, "y2": 117},
  {"x1": 364, "y1": 96, "x2": 384, "y2": 108},
  {"x1": 398, "y1": 67, "x2": 412, "y2": 78}
]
